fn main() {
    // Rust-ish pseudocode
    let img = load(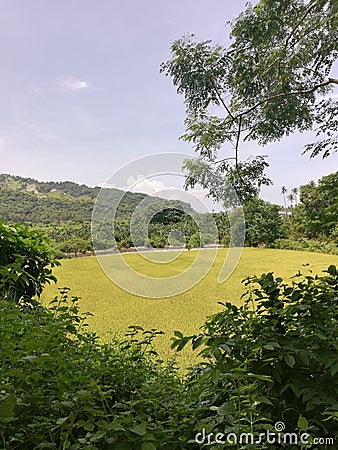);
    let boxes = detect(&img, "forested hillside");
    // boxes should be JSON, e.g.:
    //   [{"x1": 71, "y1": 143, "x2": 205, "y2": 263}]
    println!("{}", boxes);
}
[
  {"x1": 0, "y1": 173, "x2": 201, "y2": 254},
  {"x1": 0, "y1": 173, "x2": 150, "y2": 223},
  {"x1": 1, "y1": 172, "x2": 337, "y2": 257}
]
